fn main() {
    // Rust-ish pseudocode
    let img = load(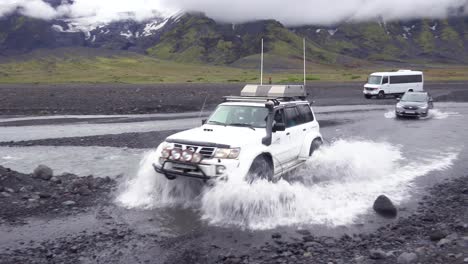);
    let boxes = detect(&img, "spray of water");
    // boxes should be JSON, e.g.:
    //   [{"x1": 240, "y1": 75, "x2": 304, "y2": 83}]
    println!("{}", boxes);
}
[
  {"x1": 115, "y1": 151, "x2": 203, "y2": 209},
  {"x1": 117, "y1": 140, "x2": 458, "y2": 230},
  {"x1": 384, "y1": 109, "x2": 460, "y2": 119}
]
